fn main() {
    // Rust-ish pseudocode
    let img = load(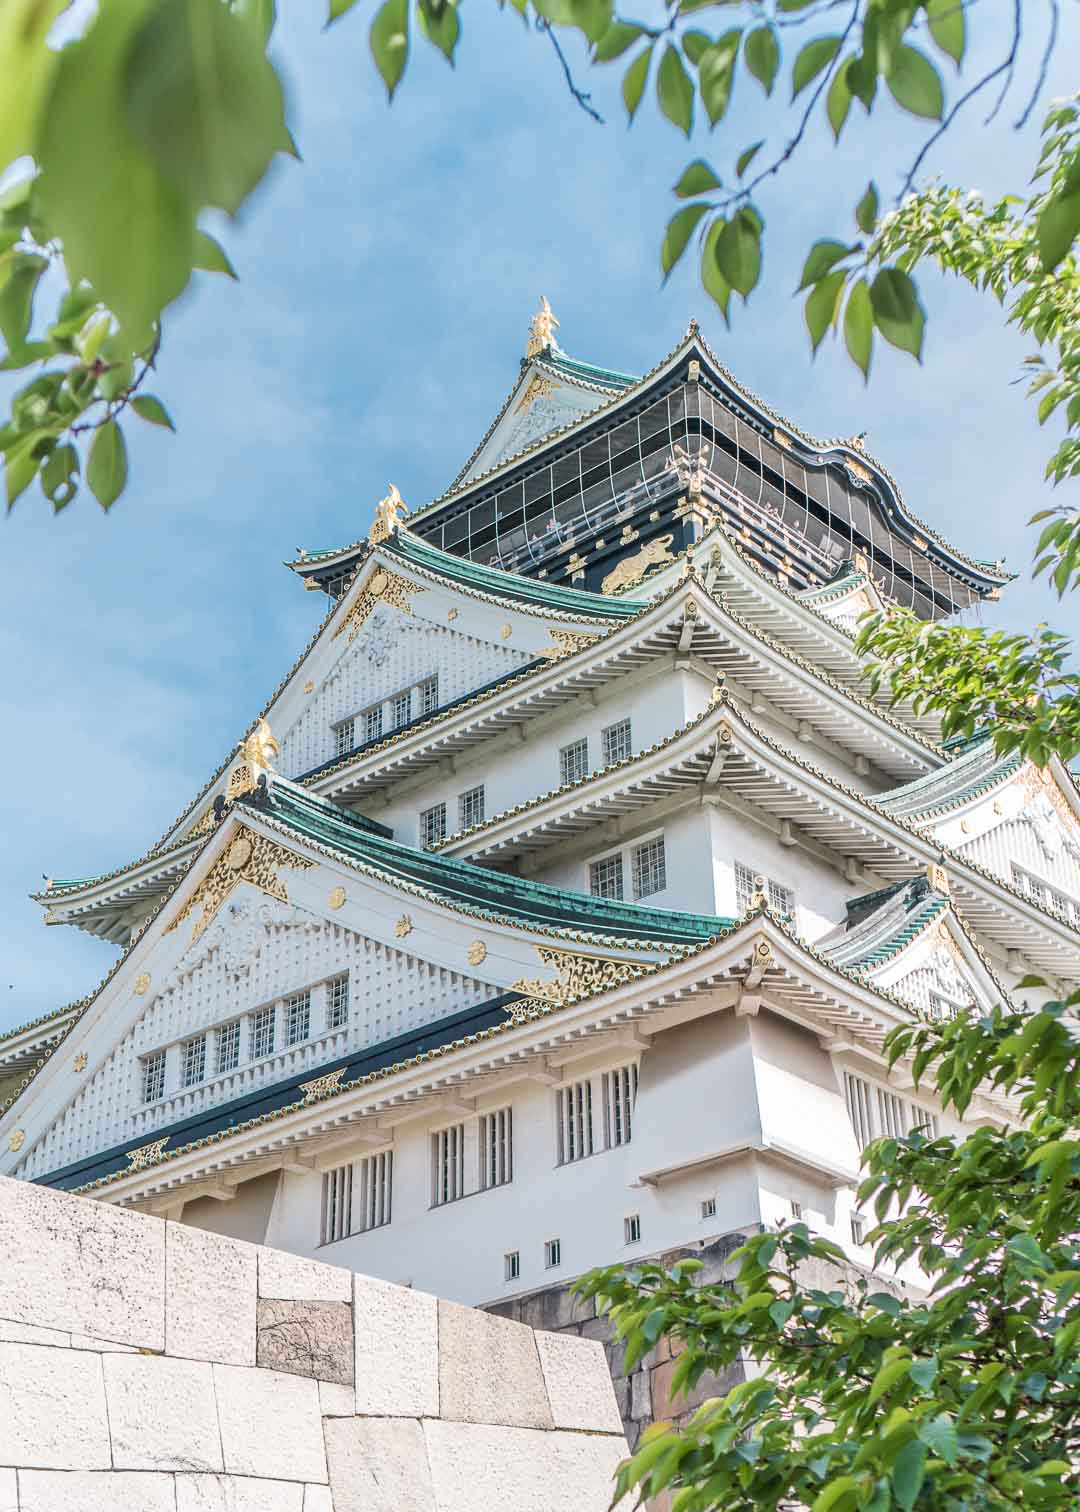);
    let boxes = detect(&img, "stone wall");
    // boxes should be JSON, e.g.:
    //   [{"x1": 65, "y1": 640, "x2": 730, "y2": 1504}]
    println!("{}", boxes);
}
[{"x1": 0, "y1": 1176, "x2": 627, "y2": 1510}]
